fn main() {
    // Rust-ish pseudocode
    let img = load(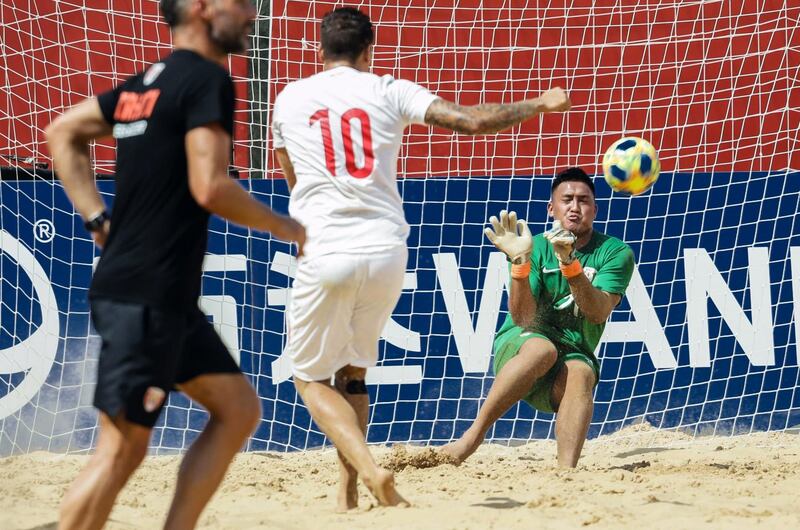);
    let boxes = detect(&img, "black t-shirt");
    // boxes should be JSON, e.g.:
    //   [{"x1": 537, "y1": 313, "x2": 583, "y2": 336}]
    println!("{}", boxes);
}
[{"x1": 91, "y1": 49, "x2": 234, "y2": 310}]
